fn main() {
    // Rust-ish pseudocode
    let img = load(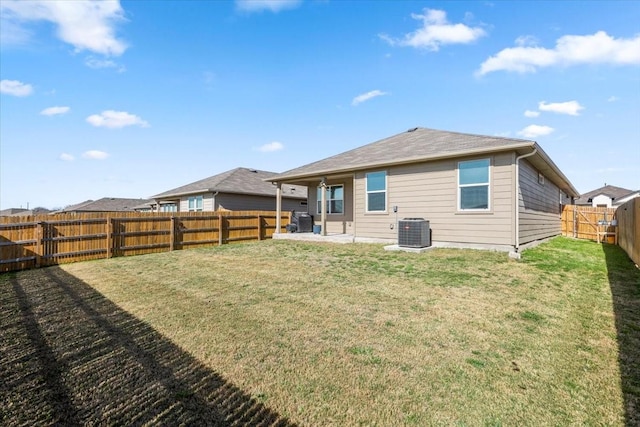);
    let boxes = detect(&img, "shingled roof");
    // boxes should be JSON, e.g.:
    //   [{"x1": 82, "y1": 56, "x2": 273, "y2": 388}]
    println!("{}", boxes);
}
[
  {"x1": 152, "y1": 167, "x2": 307, "y2": 199},
  {"x1": 267, "y1": 127, "x2": 579, "y2": 197},
  {"x1": 60, "y1": 198, "x2": 151, "y2": 212},
  {"x1": 575, "y1": 185, "x2": 638, "y2": 205}
]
